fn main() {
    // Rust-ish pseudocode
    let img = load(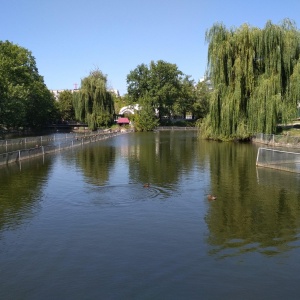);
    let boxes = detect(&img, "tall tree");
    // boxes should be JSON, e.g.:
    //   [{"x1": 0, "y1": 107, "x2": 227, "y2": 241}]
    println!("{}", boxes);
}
[
  {"x1": 174, "y1": 76, "x2": 196, "y2": 119},
  {"x1": 127, "y1": 60, "x2": 184, "y2": 120},
  {"x1": 0, "y1": 40, "x2": 56, "y2": 128},
  {"x1": 201, "y1": 19, "x2": 300, "y2": 140},
  {"x1": 127, "y1": 63, "x2": 150, "y2": 101},
  {"x1": 57, "y1": 90, "x2": 75, "y2": 121},
  {"x1": 148, "y1": 60, "x2": 183, "y2": 119},
  {"x1": 73, "y1": 69, "x2": 115, "y2": 130},
  {"x1": 193, "y1": 80, "x2": 210, "y2": 119}
]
